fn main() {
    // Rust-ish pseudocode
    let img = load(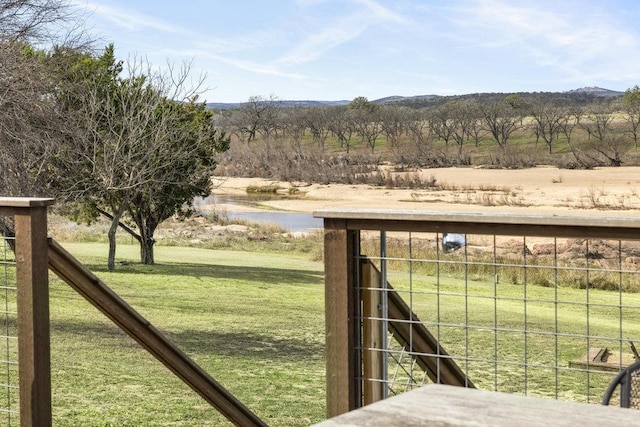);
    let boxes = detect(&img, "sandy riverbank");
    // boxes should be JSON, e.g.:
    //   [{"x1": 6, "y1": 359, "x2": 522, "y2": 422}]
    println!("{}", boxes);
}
[{"x1": 205, "y1": 166, "x2": 640, "y2": 218}]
